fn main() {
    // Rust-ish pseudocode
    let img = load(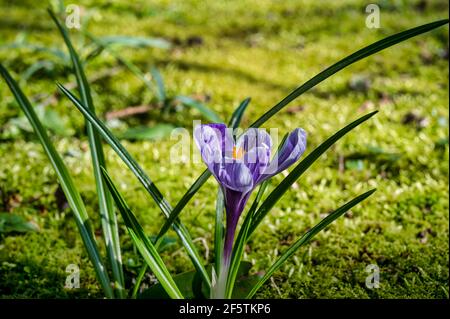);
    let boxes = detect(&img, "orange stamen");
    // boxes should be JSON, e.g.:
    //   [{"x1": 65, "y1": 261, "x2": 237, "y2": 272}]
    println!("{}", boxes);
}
[{"x1": 232, "y1": 146, "x2": 244, "y2": 160}]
